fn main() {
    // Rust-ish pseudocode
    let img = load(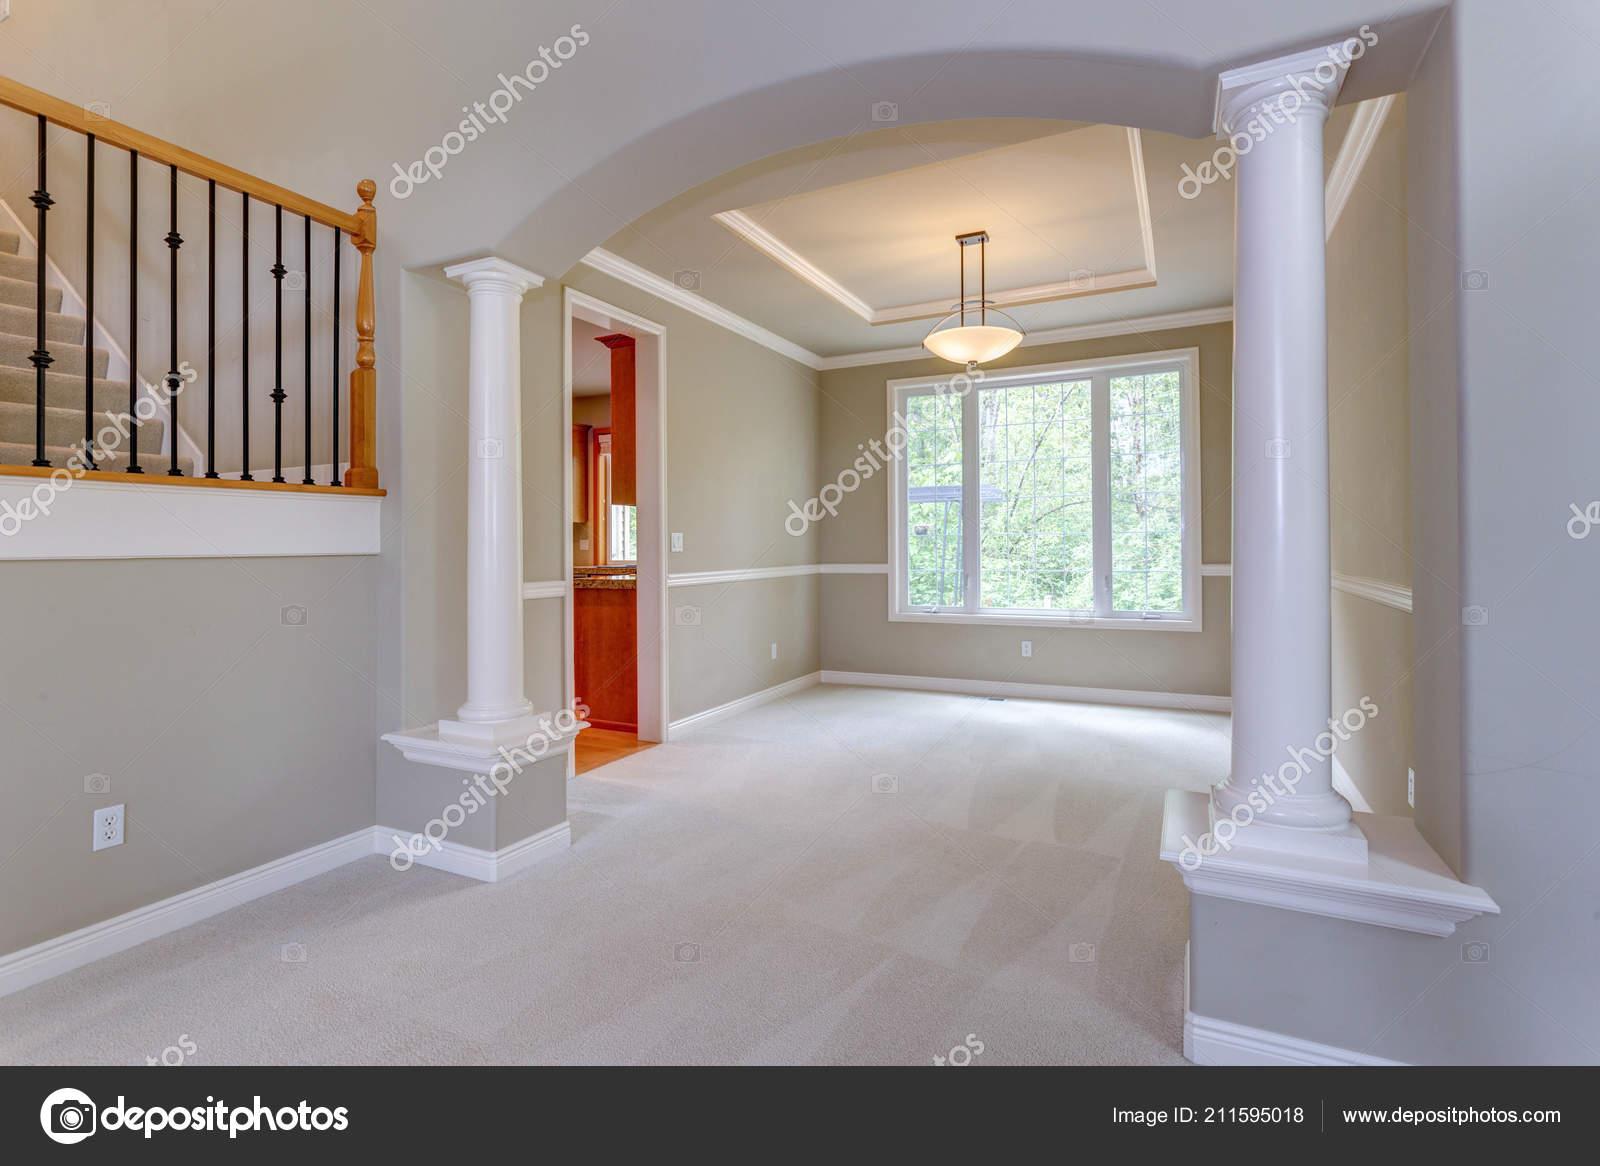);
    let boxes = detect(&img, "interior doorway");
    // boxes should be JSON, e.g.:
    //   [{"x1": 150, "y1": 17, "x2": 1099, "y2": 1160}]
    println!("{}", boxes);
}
[{"x1": 564, "y1": 289, "x2": 668, "y2": 773}]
